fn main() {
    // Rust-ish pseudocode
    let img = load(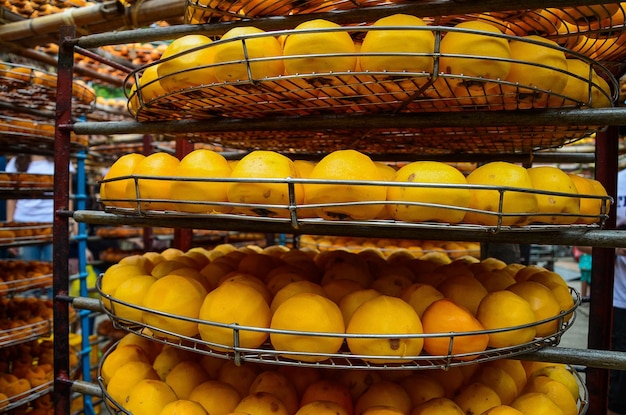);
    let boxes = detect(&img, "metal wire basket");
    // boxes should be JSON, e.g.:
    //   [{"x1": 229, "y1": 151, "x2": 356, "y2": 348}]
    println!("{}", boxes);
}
[
  {"x1": 99, "y1": 175, "x2": 613, "y2": 233},
  {"x1": 0, "y1": 222, "x2": 53, "y2": 247},
  {"x1": 124, "y1": 24, "x2": 617, "y2": 153},
  {"x1": 0, "y1": 115, "x2": 87, "y2": 151},
  {"x1": 183, "y1": 2, "x2": 626, "y2": 72},
  {"x1": 0, "y1": 318, "x2": 53, "y2": 349},
  {"x1": 186, "y1": 0, "x2": 402, "y2": 22},
  {"x1": 98, "y1": 349, "x2": 588, "y2": 415},
  {"x1": 0, "y1": 62, "x2": 96, "y2": 115},
  {"x1": 0, "y1": 263, "x2": 52, "y2": 296},
  {"x1": 97, "y1": 271, "x2": 581, "y2": 370},
  {"x1": 0, "y1": 381, "x2": 53, "y2": 413}
]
